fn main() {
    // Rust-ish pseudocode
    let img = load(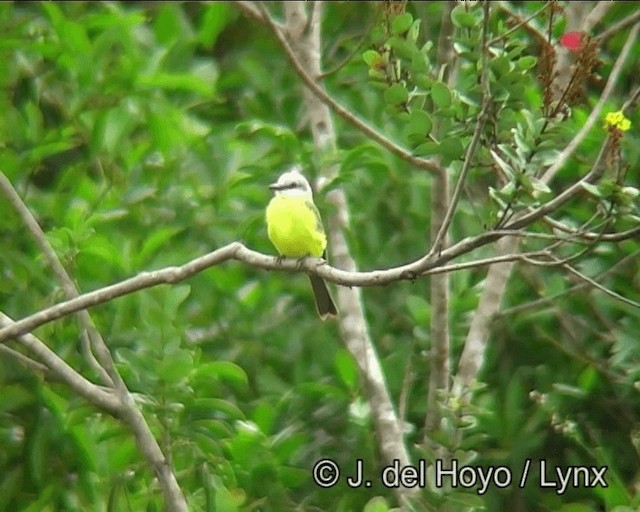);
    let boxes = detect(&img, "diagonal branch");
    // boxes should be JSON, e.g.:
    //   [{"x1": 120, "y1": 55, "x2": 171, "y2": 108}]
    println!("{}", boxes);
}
[
  {"x1": 498, "y1": 250, "x2": 640, "y2": 318},
  {"x1": 0, "y1": 312, "x2": 120, "y2": 414},
  {"x1": 0, "y1": 172, "x2": 188, "y2": 512},
  {"x1": 0, "y1": 171, "x2": 112, "y2": 386},
  {"x1": 252, "y1": 2, "x2": 443, "y2": 176}
]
